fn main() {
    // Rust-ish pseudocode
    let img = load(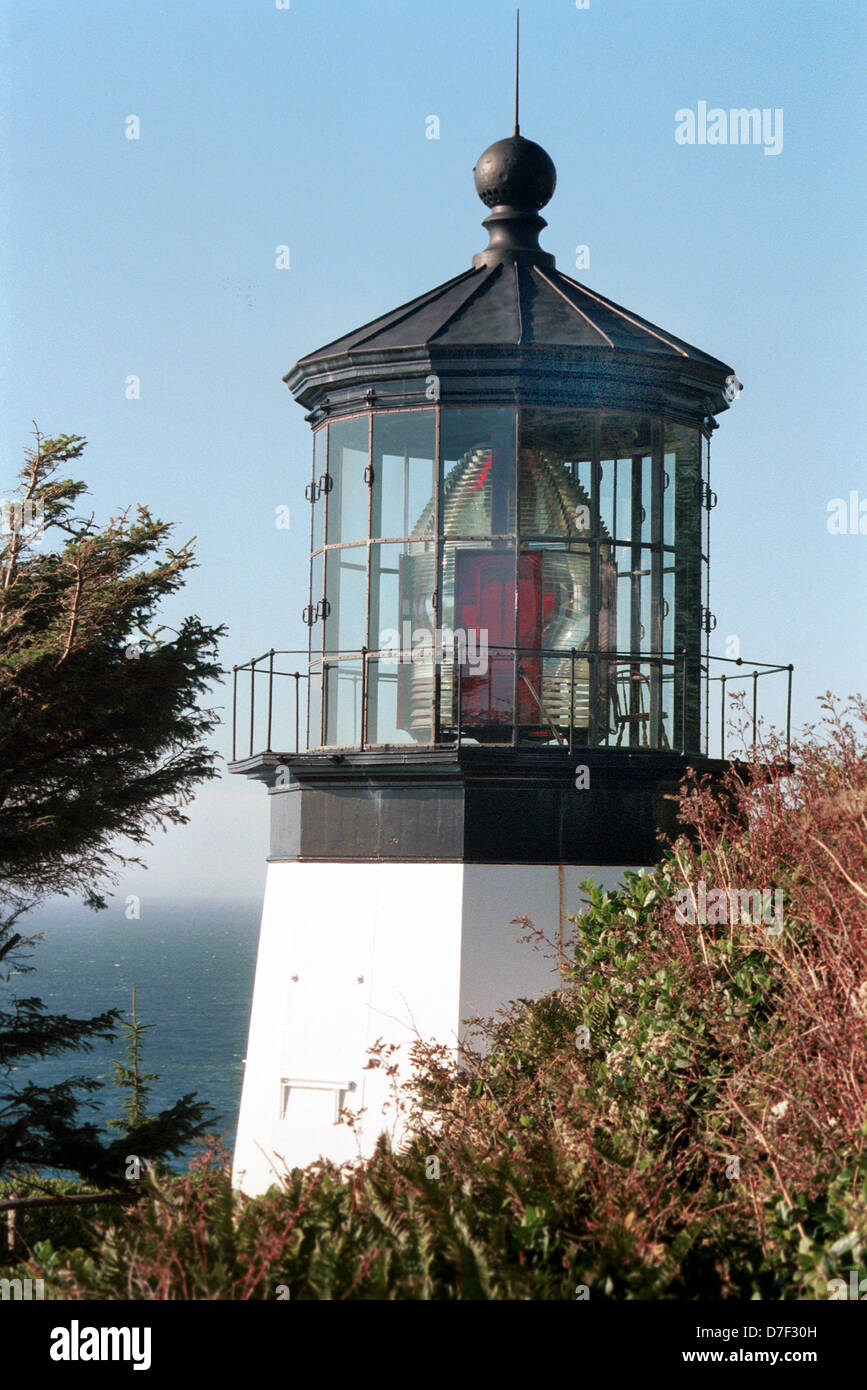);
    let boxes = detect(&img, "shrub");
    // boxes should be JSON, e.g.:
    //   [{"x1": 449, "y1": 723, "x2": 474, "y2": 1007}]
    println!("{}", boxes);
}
[{"x1": 17, "y1": 696, "x2": 866, "y2": 1299}]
